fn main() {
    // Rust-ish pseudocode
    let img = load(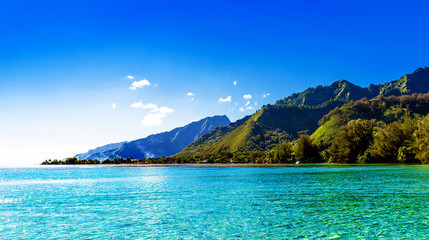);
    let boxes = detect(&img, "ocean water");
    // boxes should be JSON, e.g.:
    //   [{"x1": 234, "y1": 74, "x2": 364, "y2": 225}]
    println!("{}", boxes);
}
[{"x1": 1, "y1": 165, "x2": 429, "y2": 239}]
